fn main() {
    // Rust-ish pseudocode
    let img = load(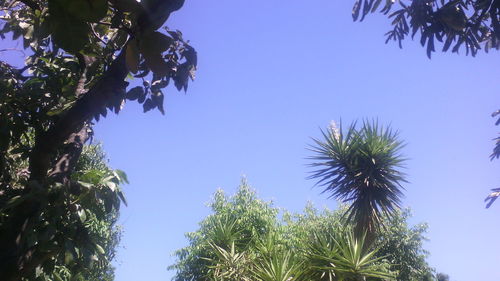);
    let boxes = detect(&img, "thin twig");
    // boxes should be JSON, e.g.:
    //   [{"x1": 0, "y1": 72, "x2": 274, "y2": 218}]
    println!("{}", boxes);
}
[{"x1": 90, "y1": 24, "x2": 108, "y2": 45}]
